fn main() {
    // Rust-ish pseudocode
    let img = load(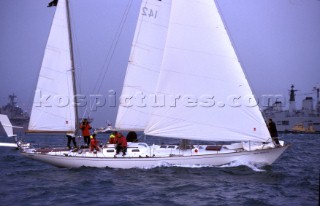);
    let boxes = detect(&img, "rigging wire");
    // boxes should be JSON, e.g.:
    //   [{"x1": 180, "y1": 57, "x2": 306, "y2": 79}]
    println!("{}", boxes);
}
[
  {"x1": 67, "y1": 0, "x2": 135, "y2": 121},
  {"x1": 88, "y1": 0, "x2": 134, "y2": 116},
  {"x1": 91, "y1": 0, "x2": 134, "y2": 94}
]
